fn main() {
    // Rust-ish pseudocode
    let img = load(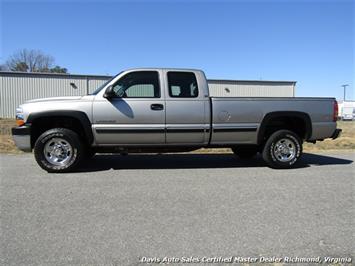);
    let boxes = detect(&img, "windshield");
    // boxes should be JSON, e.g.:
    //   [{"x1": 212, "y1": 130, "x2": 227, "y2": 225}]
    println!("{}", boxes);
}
[{"x1": 89, "y1": 72, "x2": 123, "y2": 95}]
